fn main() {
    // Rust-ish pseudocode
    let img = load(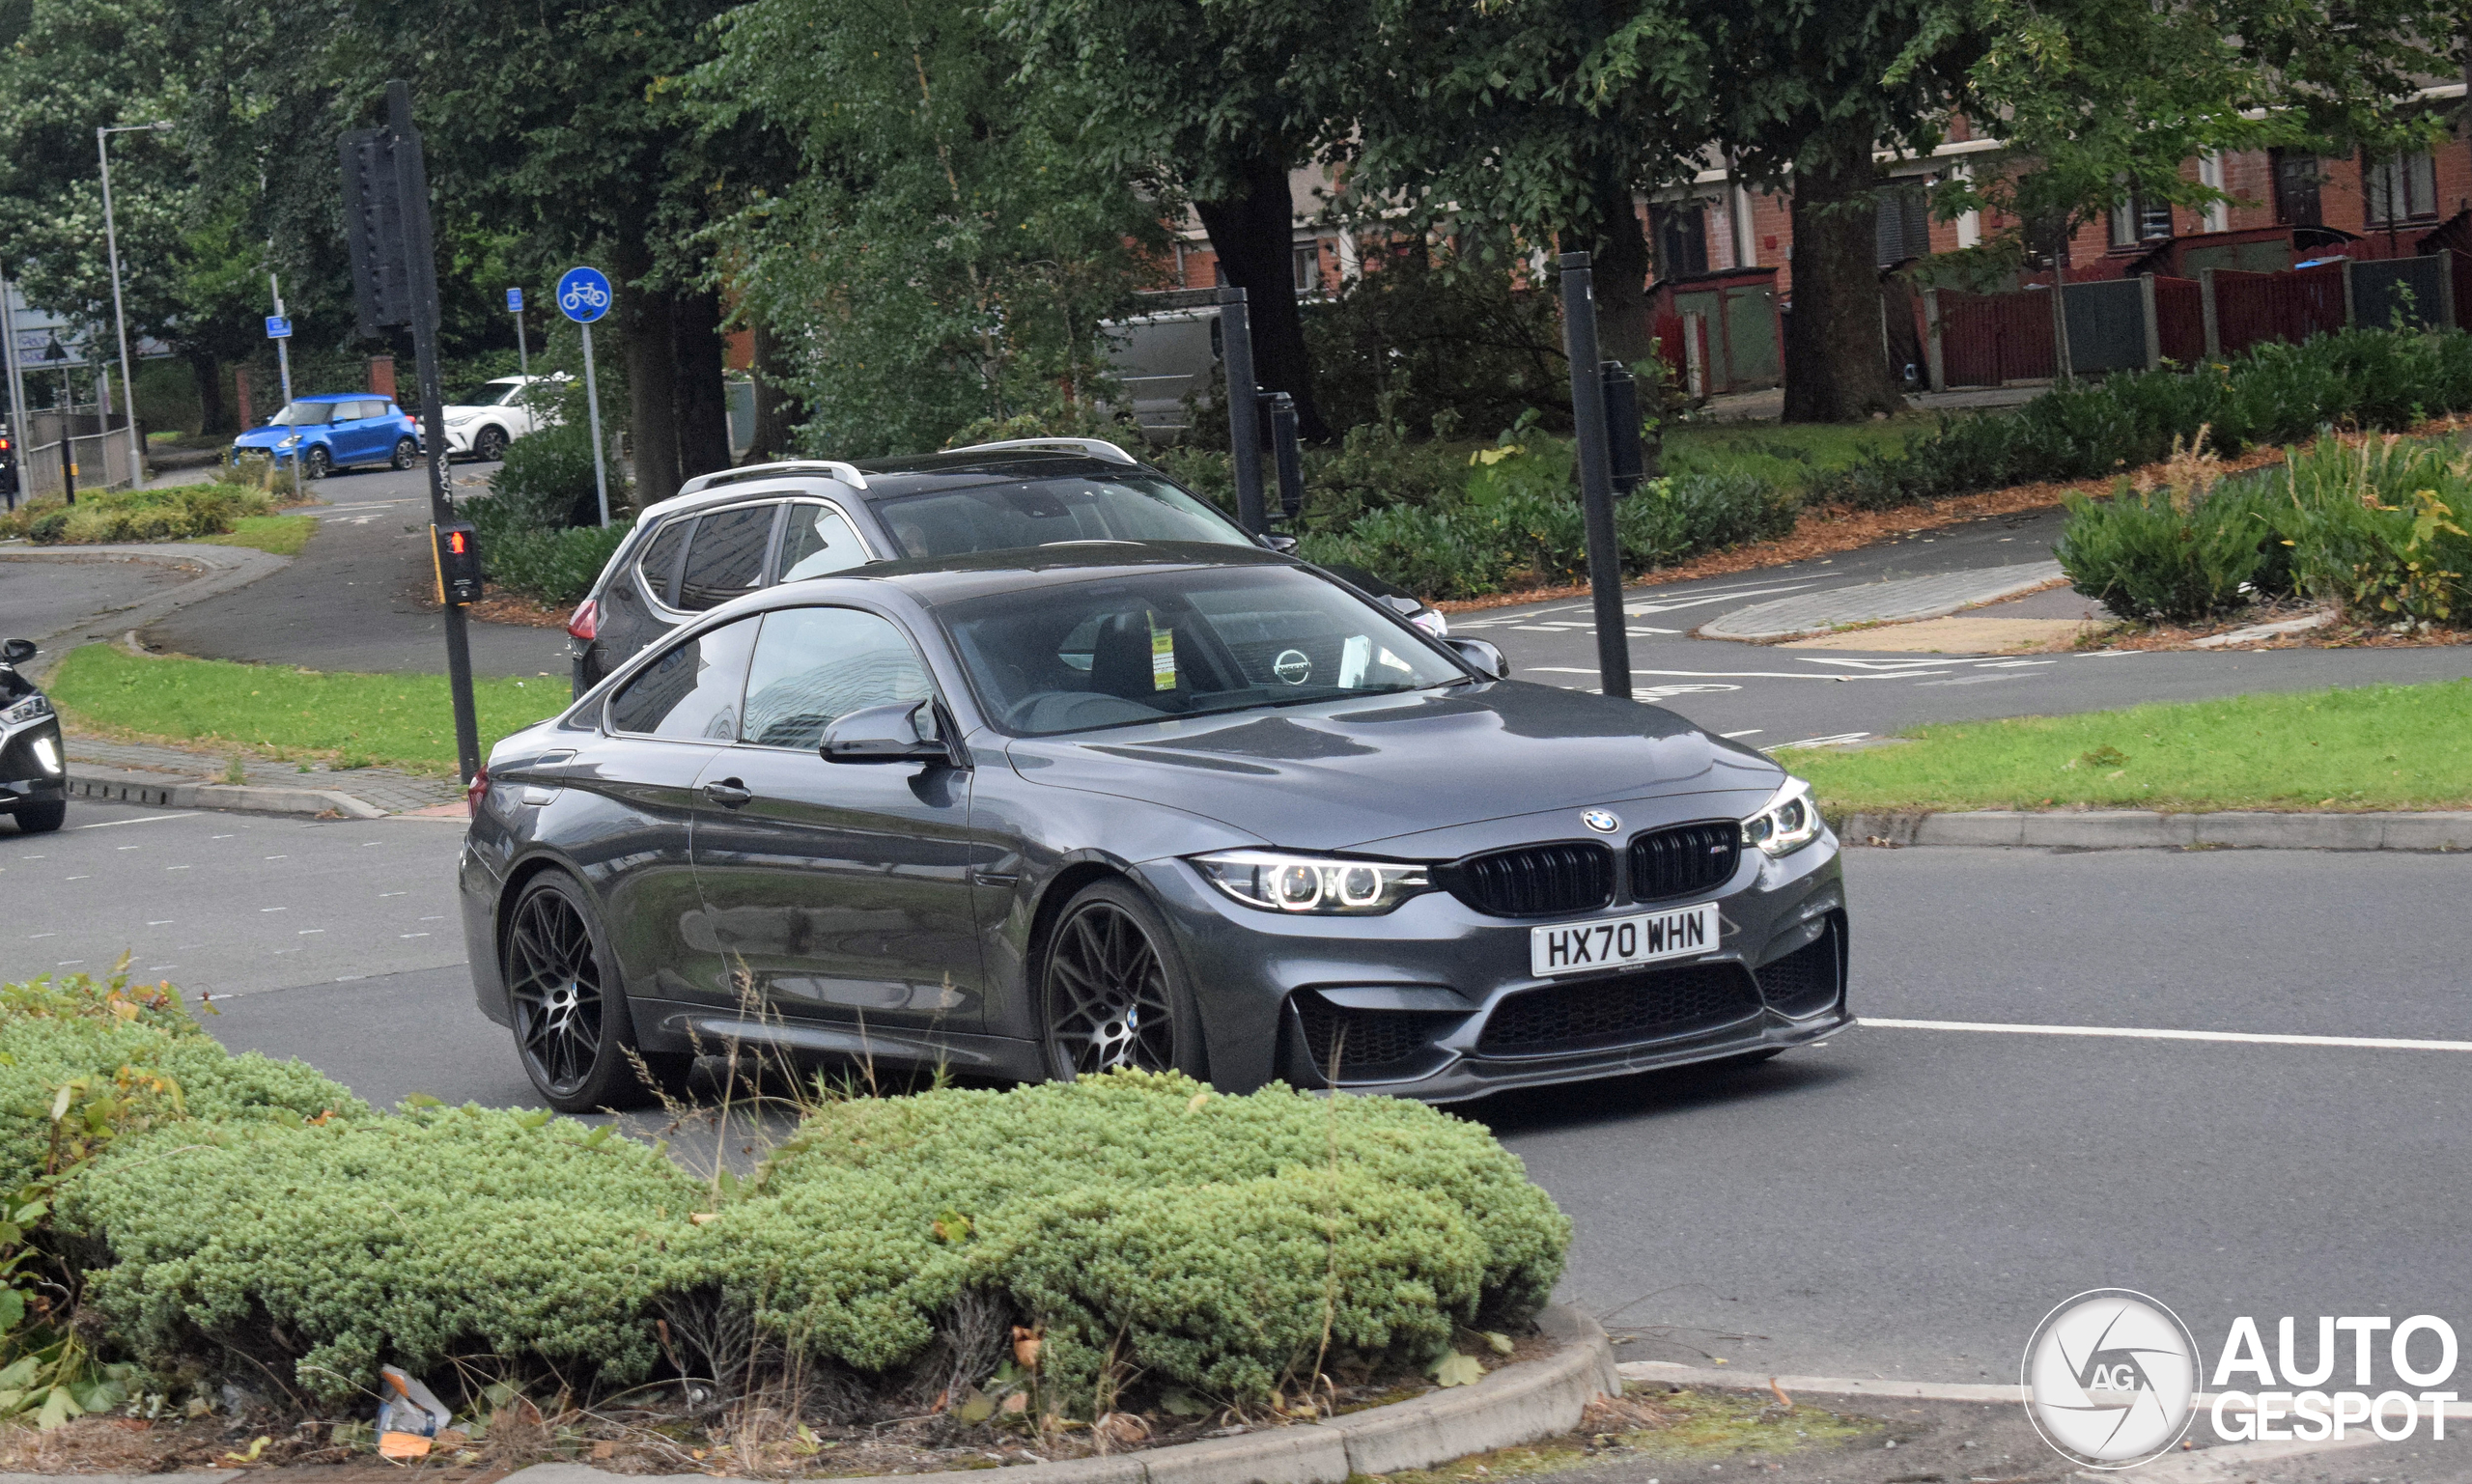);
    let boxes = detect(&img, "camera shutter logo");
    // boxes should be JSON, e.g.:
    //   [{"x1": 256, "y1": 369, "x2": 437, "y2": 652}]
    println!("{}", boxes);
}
[{"x1": 2023, "y1": 1289, "x2": 2200, "y2": 1469}]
